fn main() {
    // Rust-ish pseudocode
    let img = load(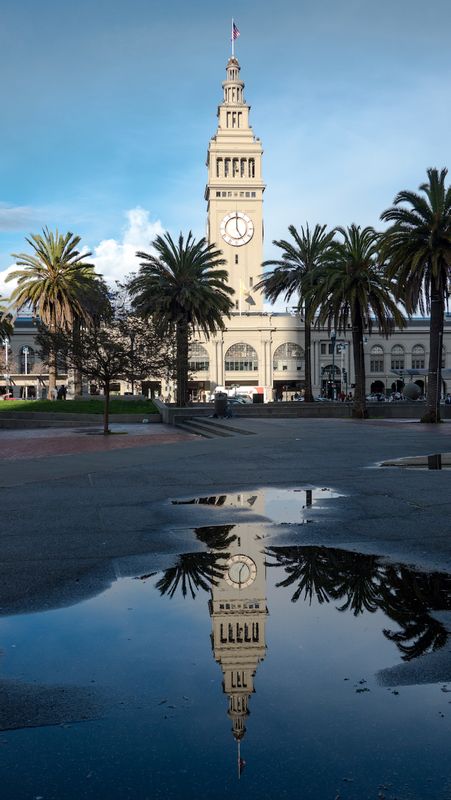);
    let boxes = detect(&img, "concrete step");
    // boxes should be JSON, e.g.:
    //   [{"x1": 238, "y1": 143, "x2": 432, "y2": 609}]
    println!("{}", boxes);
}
[
  {"x1": 176, "y1": 419, "x2": 232, "y2": 438},
  {"x1": 176, "y1": 417, "x2": 256, "y2": 438}
]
